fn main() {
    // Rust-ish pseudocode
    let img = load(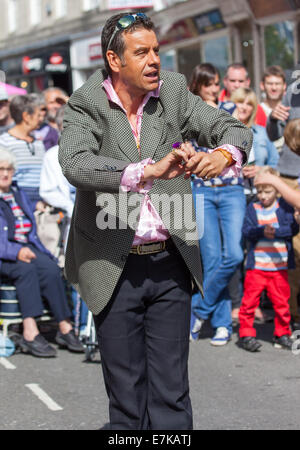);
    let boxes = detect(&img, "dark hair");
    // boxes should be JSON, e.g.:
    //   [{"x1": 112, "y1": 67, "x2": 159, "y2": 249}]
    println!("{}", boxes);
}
[
  {"x1": 225, "y1": 63, "x2": 249, "y2": 79},
  {"x1": 101, "y1": 12, "x2": 155, "y2": 76},
  {"x1": 9, "y1": 94, "x2": 43, "y2": 124},
  {"x1": 262, "y1": 65, "x2": 286, "y2": 83},
  {"x1": 189, "y1": 63, "x2": 220, "y2": 97}
]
